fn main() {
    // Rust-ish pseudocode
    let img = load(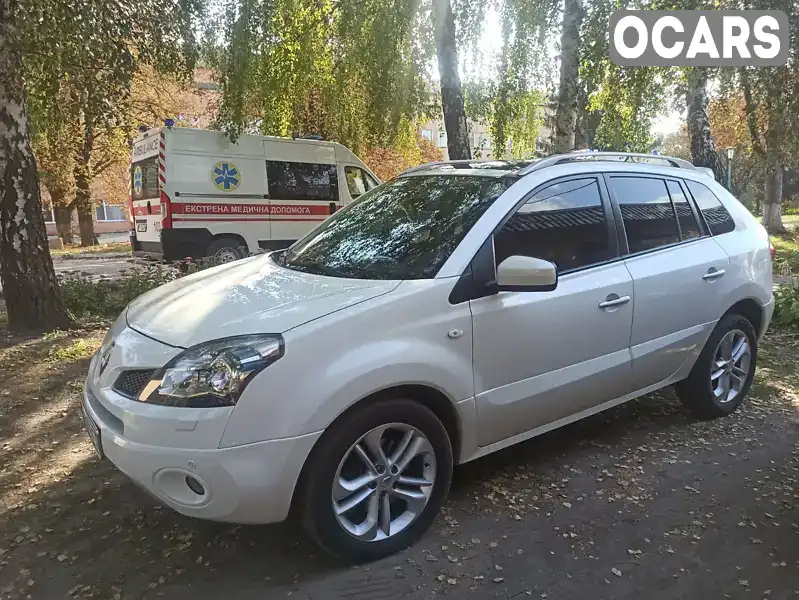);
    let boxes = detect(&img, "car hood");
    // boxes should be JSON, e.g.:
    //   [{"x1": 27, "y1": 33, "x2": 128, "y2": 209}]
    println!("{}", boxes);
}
[{"x1": 125, "y1": 255, "x2": 400, "y2": 348}]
